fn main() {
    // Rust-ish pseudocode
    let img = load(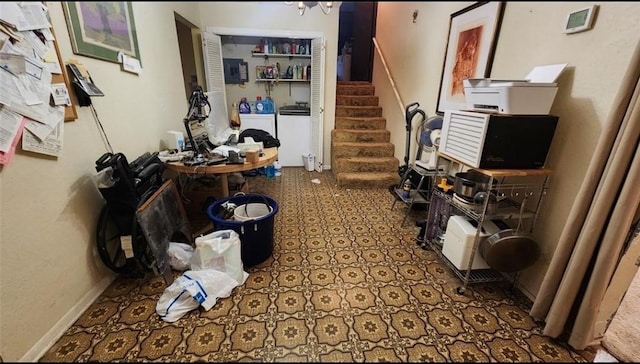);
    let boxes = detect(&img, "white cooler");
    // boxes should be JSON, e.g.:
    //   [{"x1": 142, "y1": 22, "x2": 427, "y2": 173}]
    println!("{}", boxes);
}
[{"x1": 442, "y1": 215, "x2": 500, "y2": 270}]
